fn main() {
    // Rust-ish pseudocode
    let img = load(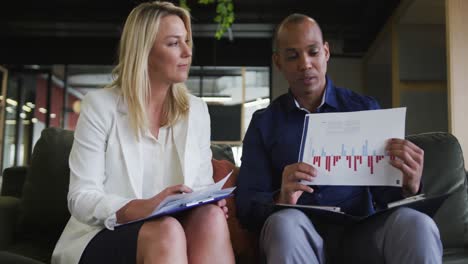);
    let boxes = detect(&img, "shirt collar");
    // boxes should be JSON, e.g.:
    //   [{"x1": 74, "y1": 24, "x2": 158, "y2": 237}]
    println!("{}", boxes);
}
[
  {"x1": 287, "y1": 75, "x2": 338, "y2": 113},
  {"x1": 293, "y1": 89, "x2": 326, "y2": 114}
]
